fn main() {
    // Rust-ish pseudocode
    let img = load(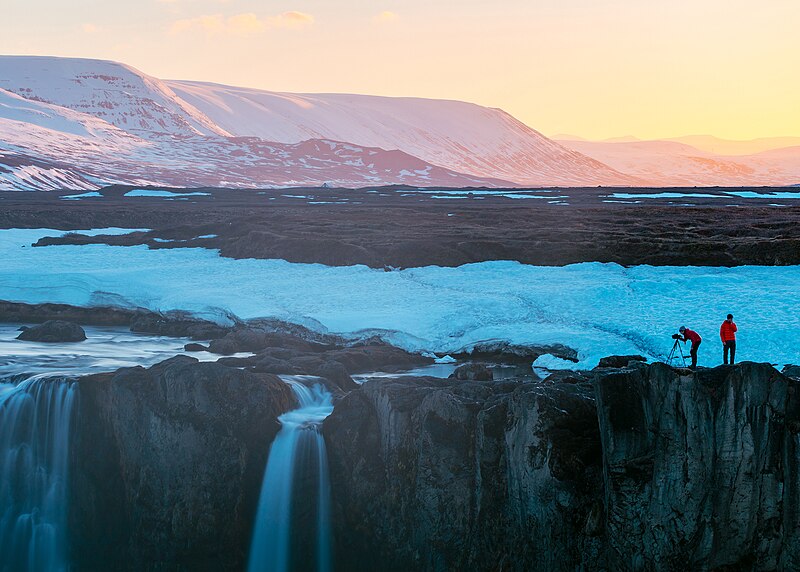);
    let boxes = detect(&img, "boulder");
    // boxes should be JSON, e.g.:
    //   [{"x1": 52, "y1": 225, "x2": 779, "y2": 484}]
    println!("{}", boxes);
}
[
  {"x1": 16, "y1": 320, "x2": 86, "y2": 342},
  {"x1": 596, "y1": 354, "x2": 647, "y2": 368},
  {"x1": 183, "y1": 343, "x2": 208, "y2": 352},
  {"x1": 448, "y1": 362, "x2": 493, "y2": 381}
]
